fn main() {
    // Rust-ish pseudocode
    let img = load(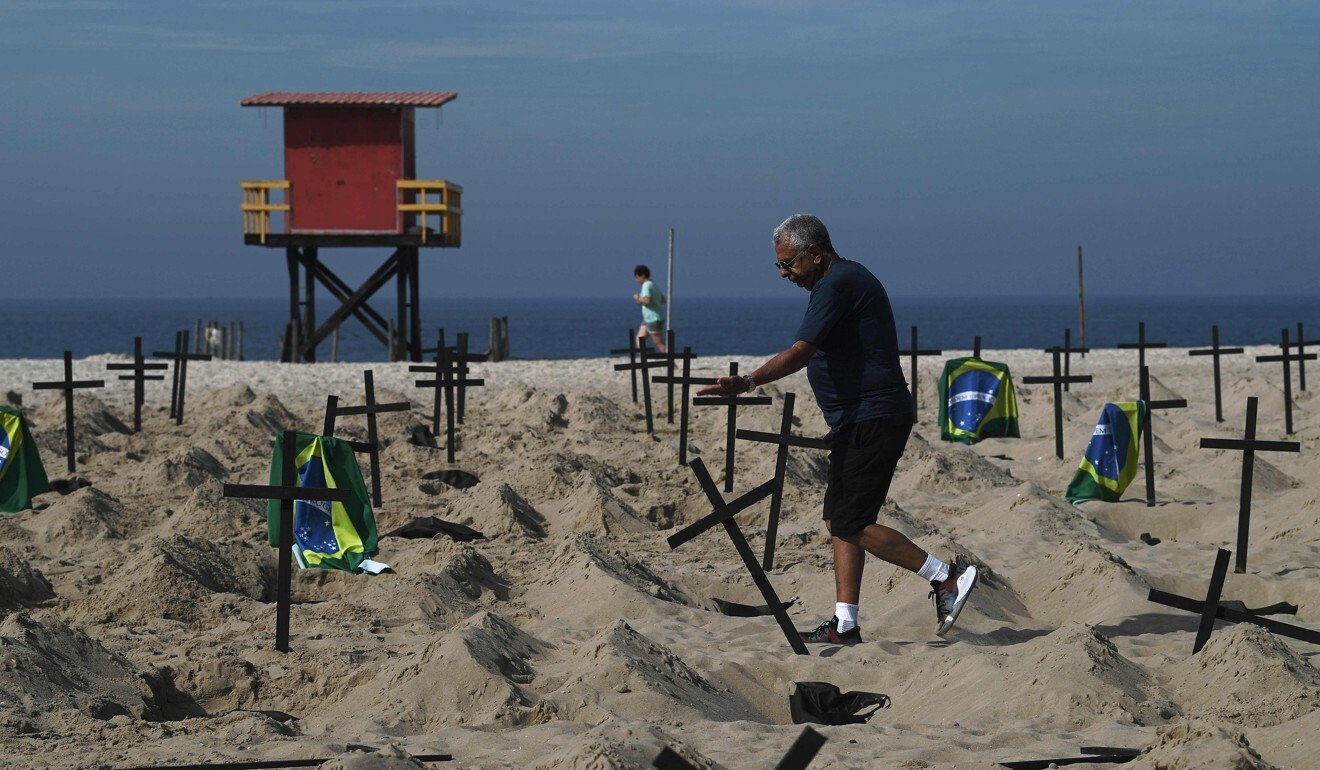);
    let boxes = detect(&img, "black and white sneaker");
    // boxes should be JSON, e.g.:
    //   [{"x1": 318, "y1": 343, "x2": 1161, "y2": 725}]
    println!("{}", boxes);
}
[
  {"x1": 931, "y1": 558, "x2": 978, "y2": 636},
  {"x1": 798, "y1": 616, "x2": 862, "y2": 646}
]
